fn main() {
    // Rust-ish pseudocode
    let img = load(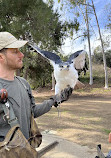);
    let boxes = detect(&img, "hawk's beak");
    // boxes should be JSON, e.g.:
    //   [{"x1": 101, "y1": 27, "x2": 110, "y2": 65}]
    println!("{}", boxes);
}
[{"x1": 64, "y1": 65, "x2": 69, "y2": 71}]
